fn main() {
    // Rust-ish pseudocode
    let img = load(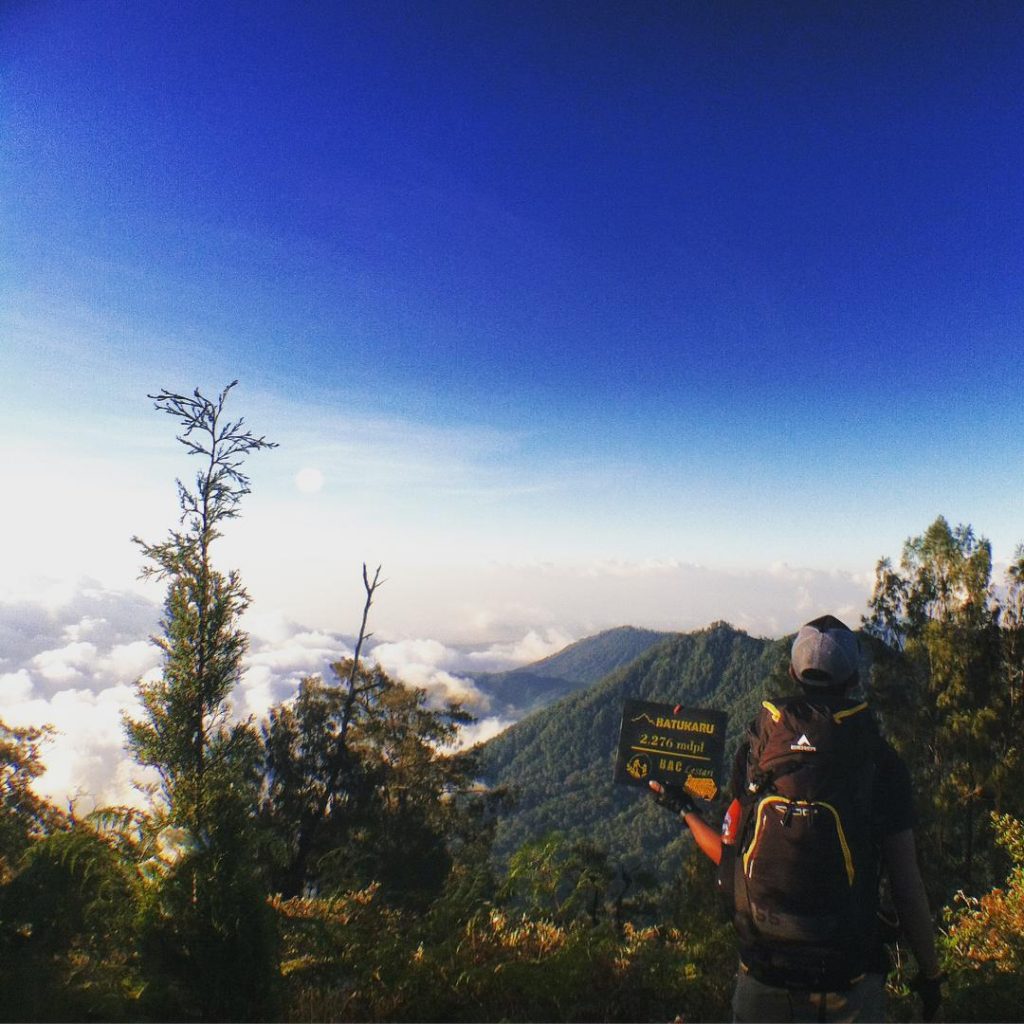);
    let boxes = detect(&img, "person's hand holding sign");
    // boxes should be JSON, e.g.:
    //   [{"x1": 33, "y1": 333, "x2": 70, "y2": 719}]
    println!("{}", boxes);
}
[
  {"x1": 648, "y1": 780, "x2": 697, "y2": 817},
  {"x1": 649, "y1": 780, "x2": 724, "y2": 865}
]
